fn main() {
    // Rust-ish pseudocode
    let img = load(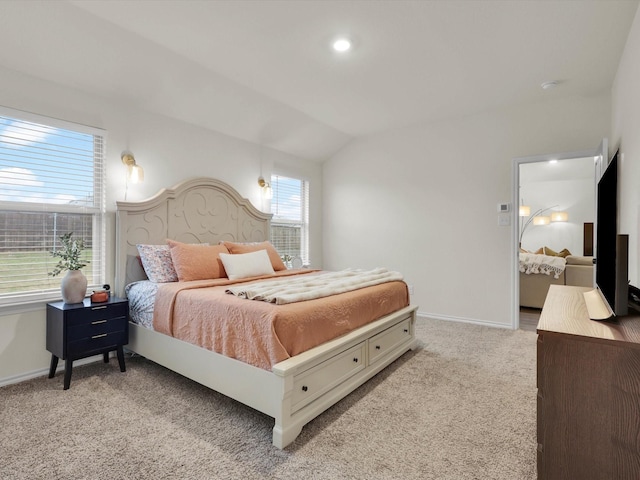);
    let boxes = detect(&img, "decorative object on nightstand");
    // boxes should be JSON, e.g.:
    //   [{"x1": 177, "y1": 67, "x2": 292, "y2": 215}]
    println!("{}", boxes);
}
[
  {"x1": 90, "y1": 289, "x2": 109, "y2": 303},
  {"x1": 46, "y1": 297, "x2": 129, "y2": 390},
  {"x1": 48, "y1": 232, "x2": 89, "y2": 304}
]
